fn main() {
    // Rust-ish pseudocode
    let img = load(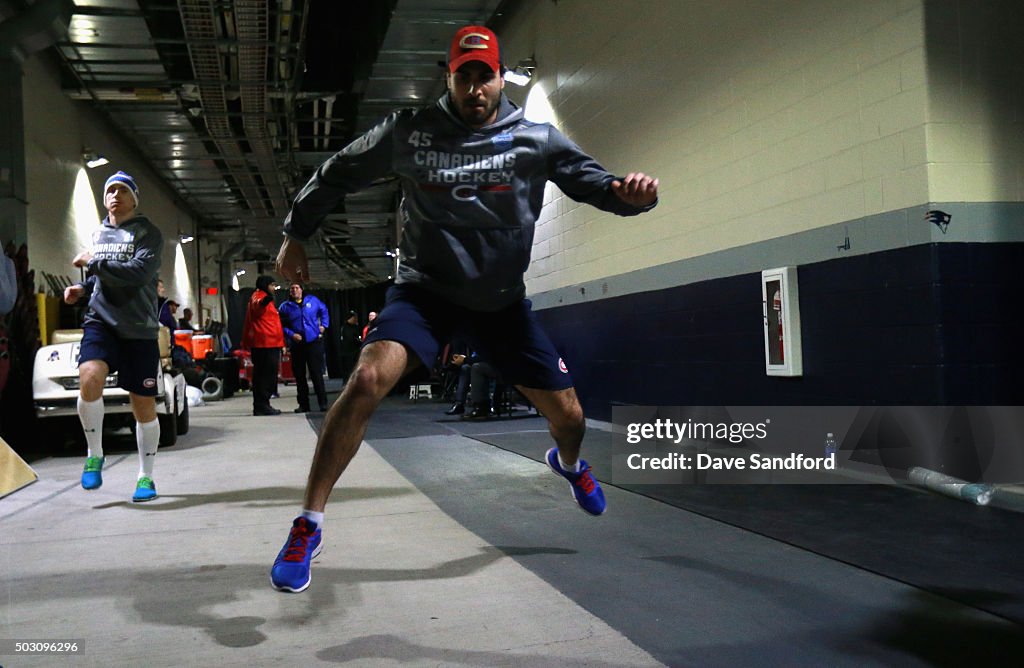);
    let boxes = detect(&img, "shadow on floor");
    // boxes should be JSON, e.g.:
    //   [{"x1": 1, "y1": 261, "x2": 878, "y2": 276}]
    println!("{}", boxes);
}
[
  {"x1": 10, "y1": 546, "x2": 579, "y2": 649},
  {"x1": 90, "y1": 484, "x2": 415, "y2": 511}
]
